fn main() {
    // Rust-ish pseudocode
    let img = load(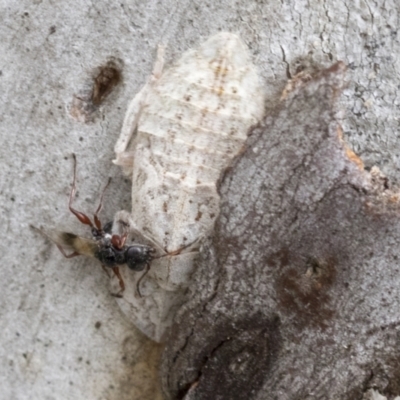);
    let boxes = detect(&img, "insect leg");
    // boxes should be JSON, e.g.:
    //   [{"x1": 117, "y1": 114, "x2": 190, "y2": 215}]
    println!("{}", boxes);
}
[
  {"x1": 101, "y1": 264, "x2": 111, "y2": 278},
  {"x1": 93, "y1": 177, "x2": 112, "y2": 230},
  {"x1": 30, "y1": 225, "x2": 82, "y2": 258},
  {"x1": 111, "y1": 266, "x2": 125, "y2": 297},
  {"x1": 68, "y1": 154, "x2": 94, "y2": 228},
  {"x1": 55, "y1": 244, "x2": 80, "y2": 259},
  {"x1": 111, "y1": 232, "x2": 128, "y2": 250}
]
